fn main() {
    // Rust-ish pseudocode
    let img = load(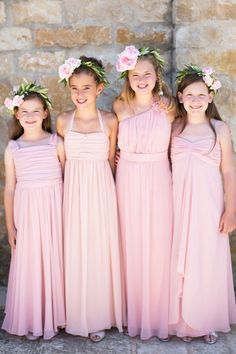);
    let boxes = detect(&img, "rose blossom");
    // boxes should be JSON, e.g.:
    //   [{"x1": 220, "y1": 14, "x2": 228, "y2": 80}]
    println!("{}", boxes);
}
[{"x1": 116, "y1": 45, "x2": 140, "y2": 72}]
